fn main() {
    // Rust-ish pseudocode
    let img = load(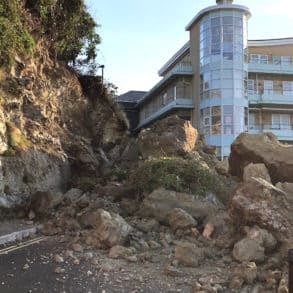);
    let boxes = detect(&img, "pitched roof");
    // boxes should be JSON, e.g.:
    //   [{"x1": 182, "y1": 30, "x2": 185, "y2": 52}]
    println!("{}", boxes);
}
[{"x1": 116, "y1": 91, "x2": 147, "y2": 103}]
